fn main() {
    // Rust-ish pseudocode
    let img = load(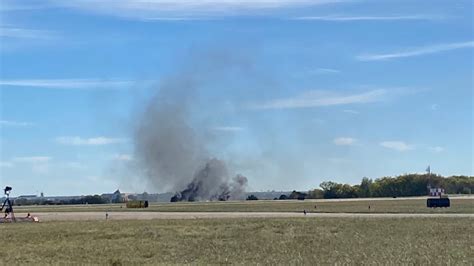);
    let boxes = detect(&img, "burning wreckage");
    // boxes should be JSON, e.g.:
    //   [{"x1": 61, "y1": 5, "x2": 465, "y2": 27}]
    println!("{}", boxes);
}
[{"x1": 170, "y1": 159, "x2": 248, "y2": 202}]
